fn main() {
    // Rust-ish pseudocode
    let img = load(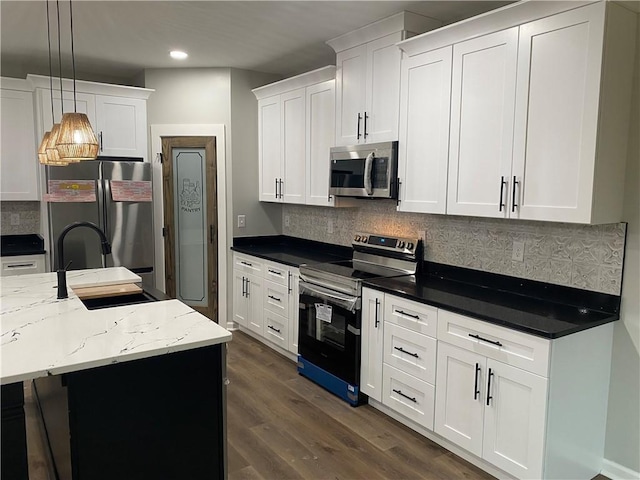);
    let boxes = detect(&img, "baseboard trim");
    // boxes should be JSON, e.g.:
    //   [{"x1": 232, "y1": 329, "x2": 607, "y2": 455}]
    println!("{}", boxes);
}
[{"x1": 601, "y1": 459, "x2": 640, "y2": 480}]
